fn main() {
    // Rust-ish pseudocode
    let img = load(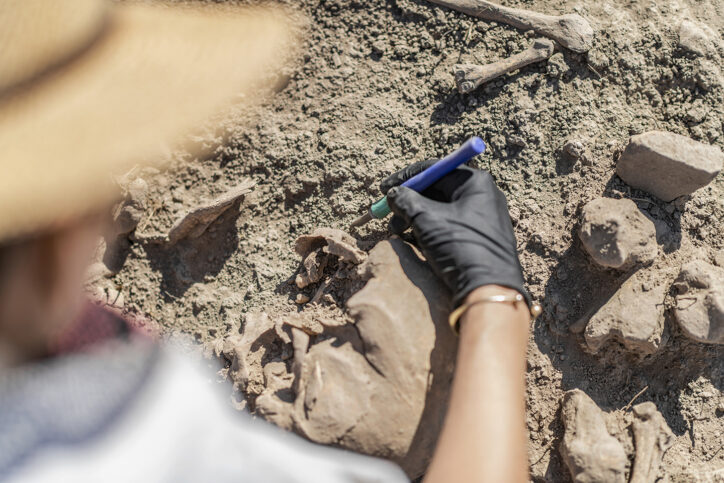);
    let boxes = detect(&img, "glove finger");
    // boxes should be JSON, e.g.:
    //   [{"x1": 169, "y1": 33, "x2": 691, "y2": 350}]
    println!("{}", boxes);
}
[
  {"x1": 386, "y1": 186, "x2": 436, "y2": 225},
  {"x1": 423, "y1": 168, "x2": 477, "y2": 202},
  {"x1": 379, "y1": 159, "x2": 437, "y2": 194},
  {"x1": 388, "y1": 214, "x2": 410, "y2": 235}
]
